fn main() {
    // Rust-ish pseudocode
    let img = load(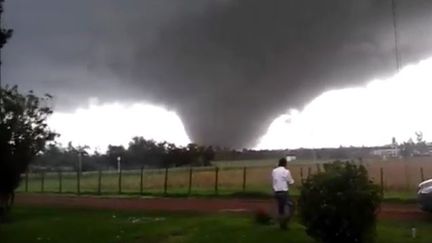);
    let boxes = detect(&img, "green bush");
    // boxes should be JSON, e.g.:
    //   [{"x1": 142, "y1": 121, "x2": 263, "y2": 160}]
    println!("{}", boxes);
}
[{"x1": 298, "y1": 161, "x2": 382, "y2": 243}]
